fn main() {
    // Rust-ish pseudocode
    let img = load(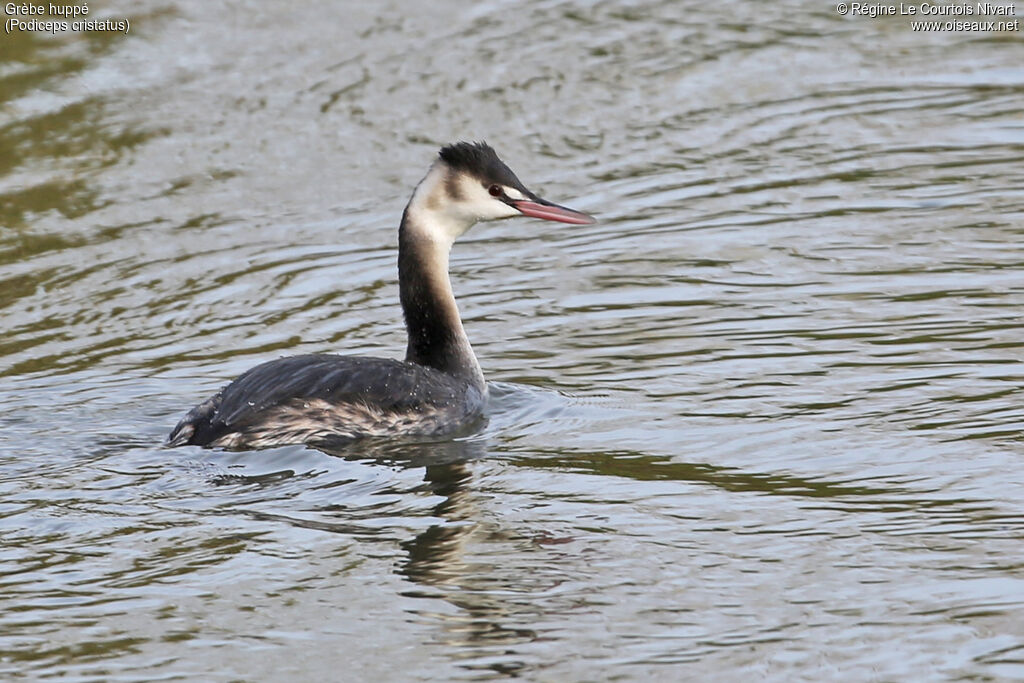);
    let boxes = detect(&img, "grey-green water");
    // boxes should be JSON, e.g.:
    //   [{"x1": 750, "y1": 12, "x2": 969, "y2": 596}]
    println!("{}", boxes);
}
[{"x1": 2, "y1": 1, "x2": 1023, "y2": 680}]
